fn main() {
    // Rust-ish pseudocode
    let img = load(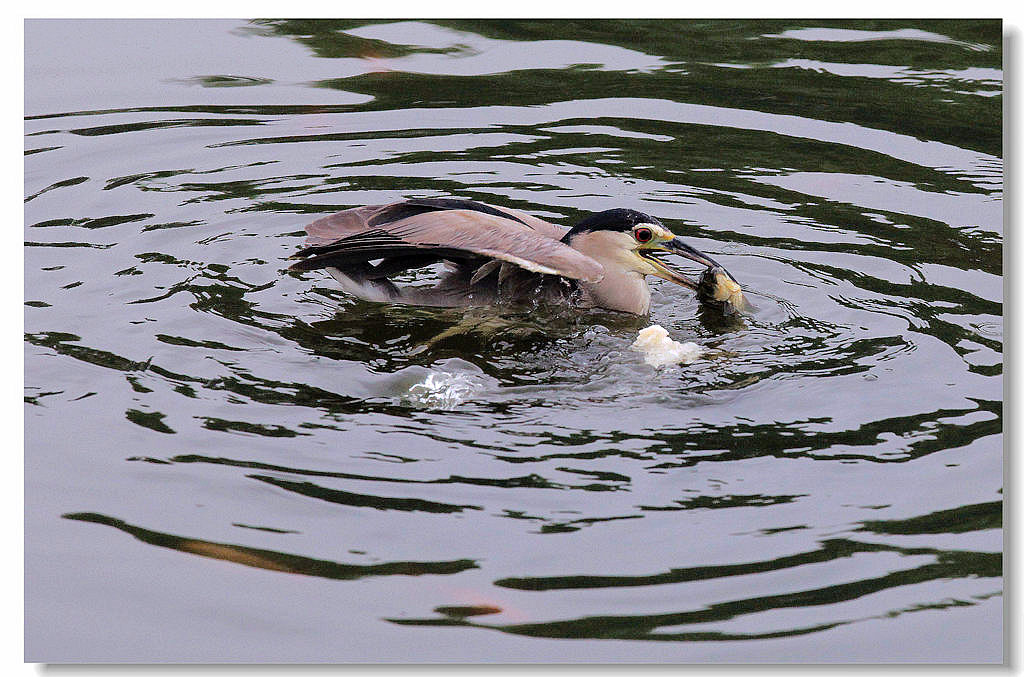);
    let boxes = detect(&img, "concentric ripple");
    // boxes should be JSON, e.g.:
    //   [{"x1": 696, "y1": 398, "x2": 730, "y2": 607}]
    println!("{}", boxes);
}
[{"x1": 25, "y1": 19, "x2": 1001, "y2": 662}]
